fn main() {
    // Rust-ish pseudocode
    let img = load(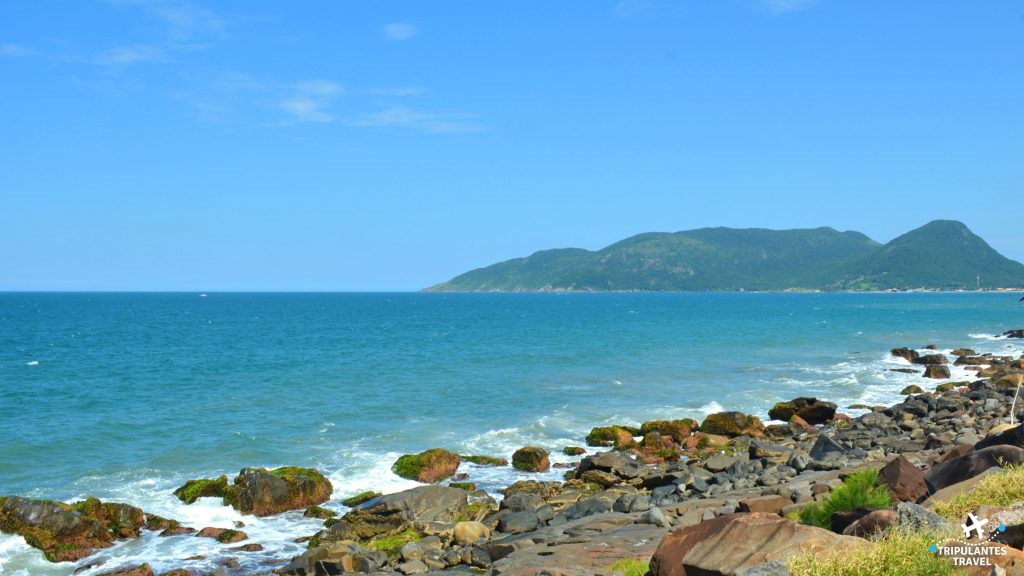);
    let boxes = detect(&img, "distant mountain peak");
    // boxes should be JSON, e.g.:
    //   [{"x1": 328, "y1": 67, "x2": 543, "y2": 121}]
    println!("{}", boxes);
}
[{"x1": 427, "y1": 222, "x2": 1024, "y2": 292}]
